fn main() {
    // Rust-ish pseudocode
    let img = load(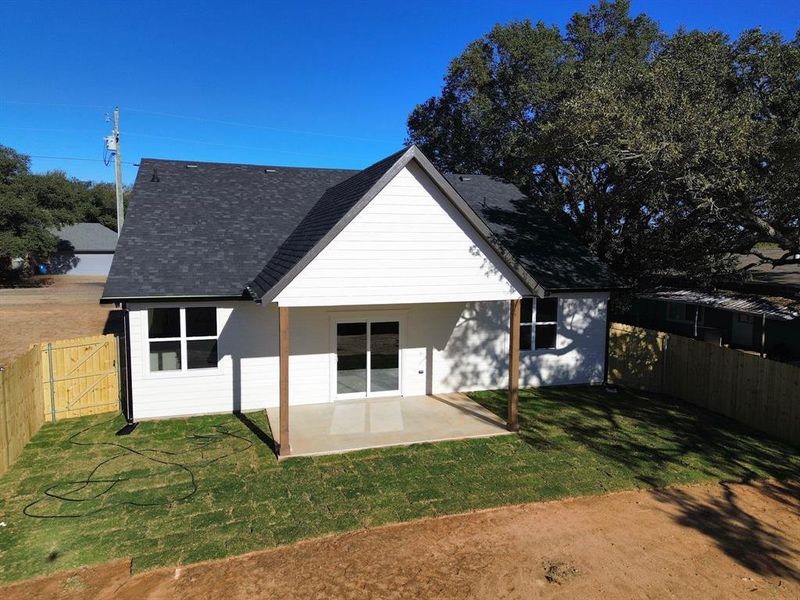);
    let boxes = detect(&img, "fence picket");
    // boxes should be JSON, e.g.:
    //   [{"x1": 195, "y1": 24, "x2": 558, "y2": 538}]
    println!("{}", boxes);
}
[
  {"x1": 609, "y1": 323, "x2": 799, "y2": 446},
  {"x1": 0, "y1": 334, "x2": 121, "y2": 476}
]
